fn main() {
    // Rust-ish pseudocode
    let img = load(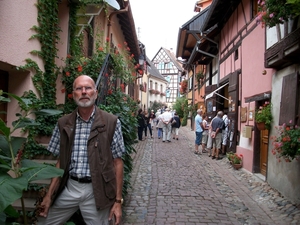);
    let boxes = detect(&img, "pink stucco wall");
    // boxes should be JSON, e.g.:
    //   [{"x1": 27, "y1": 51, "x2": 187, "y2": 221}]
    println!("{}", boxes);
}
[
  {"x1": 0, "y1": 0, "x2": 70, "y2": 129},
  {"x1": 0, "y1": 1, "x2": 43, "y2": 71},
  {"x1": 55, "y1": 1, "x2": 70, "y2": 104},
  {"x1": 217, "y1": 0, "x2": 274, "y2": 172}
]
